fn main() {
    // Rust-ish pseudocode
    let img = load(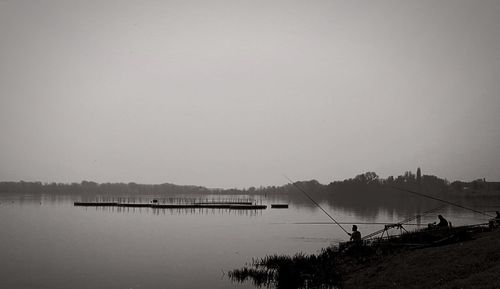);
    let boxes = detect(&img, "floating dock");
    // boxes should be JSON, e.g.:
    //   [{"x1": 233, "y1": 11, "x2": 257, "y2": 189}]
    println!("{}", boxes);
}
[
  {"x1": 74, "y1": 202, "x2": 267, "y2": 210},
  {"x1": 193, "y1": 201, "x2": 253, "y2": 205},
  {"x1": 271, "y1": 204, "x2": 289, "y2": 209}
]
